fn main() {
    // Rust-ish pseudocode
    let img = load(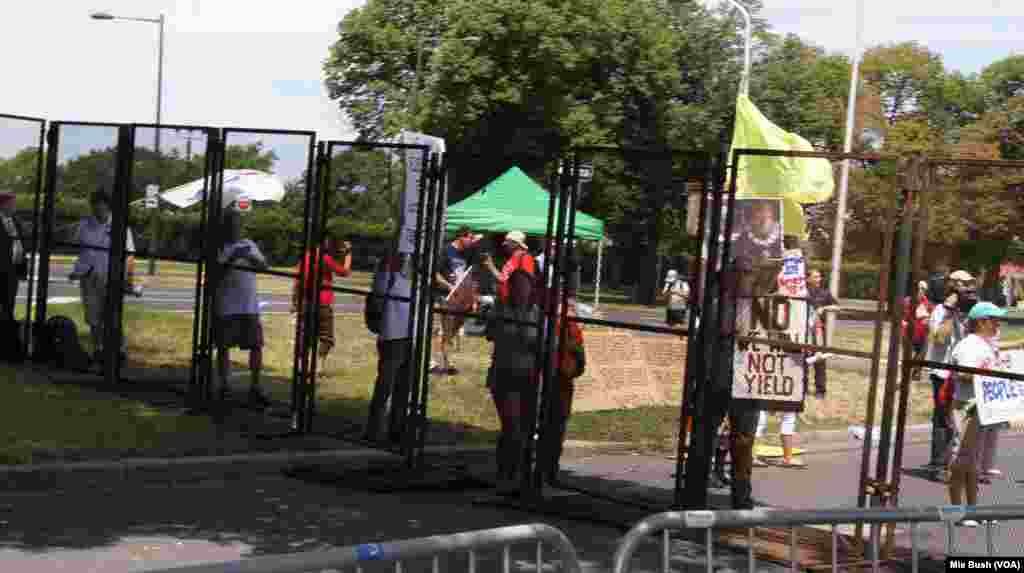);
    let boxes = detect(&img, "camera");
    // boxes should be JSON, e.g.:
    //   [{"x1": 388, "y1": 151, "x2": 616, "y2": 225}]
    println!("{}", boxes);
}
[{"x1": 956, "y1": 286, "x2": 979, "y2": 315}]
